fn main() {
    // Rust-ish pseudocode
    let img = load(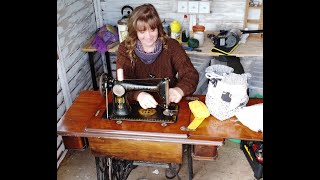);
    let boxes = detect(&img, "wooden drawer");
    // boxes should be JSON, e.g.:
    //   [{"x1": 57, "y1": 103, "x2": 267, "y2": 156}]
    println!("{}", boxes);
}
[
  {"x1": 62, "y1": 136, "x2": 87, "y2": 150},
  {"x1": 88, "y1": 137, "x2": 182, "y2": 164}
]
